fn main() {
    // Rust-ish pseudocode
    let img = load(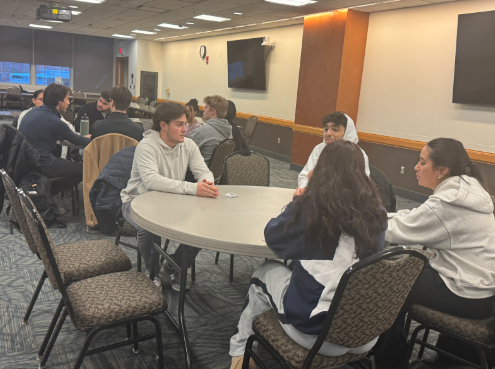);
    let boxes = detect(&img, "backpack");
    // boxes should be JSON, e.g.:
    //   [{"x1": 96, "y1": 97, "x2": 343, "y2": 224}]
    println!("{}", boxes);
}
[{"x1": 18, "y1": 172, "x2": 56, "y2": 227}]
